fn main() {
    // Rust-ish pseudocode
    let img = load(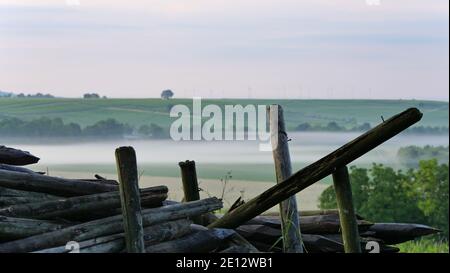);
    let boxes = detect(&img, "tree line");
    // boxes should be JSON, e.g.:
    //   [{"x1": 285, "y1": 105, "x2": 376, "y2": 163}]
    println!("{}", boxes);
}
[
  {"x1": 0, "y1": 117, "x2": 167, "y2": 139},
  {"x1": 397, "y1": 145, "x2": 449, "y2": 168},
  {"x1": 1, "y1": 116, "x2": 448, "y2": 139},
  {"x1": 294, "y1": 121, "x2": 449, "y2": 135}
]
